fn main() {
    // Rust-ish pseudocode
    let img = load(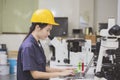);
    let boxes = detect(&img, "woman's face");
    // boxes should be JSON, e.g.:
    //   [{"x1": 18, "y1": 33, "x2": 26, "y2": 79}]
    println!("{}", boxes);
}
[{"x1": 38, "y1": 24, "x2": 52, "y2": 40}]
